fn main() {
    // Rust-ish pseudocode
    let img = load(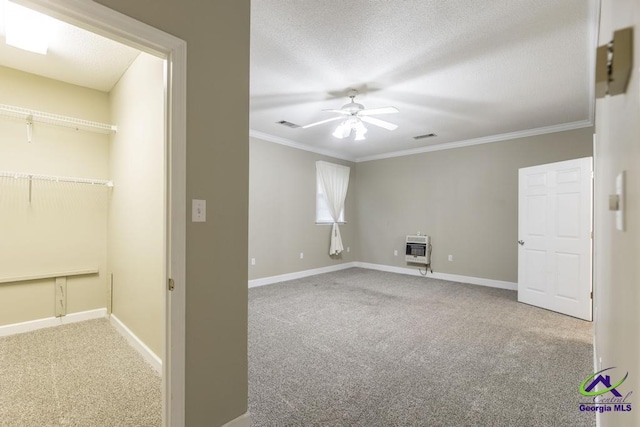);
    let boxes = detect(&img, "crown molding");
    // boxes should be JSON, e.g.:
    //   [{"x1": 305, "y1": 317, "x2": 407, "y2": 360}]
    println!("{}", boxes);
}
[
  {"x1": 249, "y1": 129, "x2": 355, "y2": 162},
  {"x1": 251, "y1": 120, "x2": 594, "y2": 164},
  {"x1": 354, "y1": 120, "x2": 594, "y2": 163}
]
